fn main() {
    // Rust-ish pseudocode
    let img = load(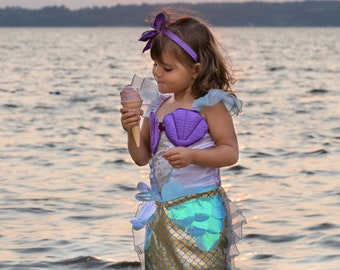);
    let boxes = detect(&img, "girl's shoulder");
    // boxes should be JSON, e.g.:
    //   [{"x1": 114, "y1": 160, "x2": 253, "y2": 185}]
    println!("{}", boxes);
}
[{"x1": 193, "y1": 89, "x2": 243, "y2": 116}]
